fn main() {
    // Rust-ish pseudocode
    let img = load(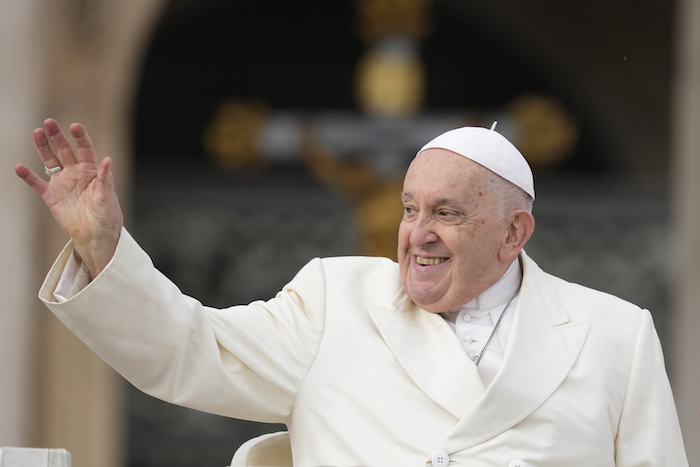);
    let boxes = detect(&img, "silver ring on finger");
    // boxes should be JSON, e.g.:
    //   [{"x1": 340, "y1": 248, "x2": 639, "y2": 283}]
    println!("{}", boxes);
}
[{"x1": 44, "y1": 165, "x2": 63, "y2": 176}]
